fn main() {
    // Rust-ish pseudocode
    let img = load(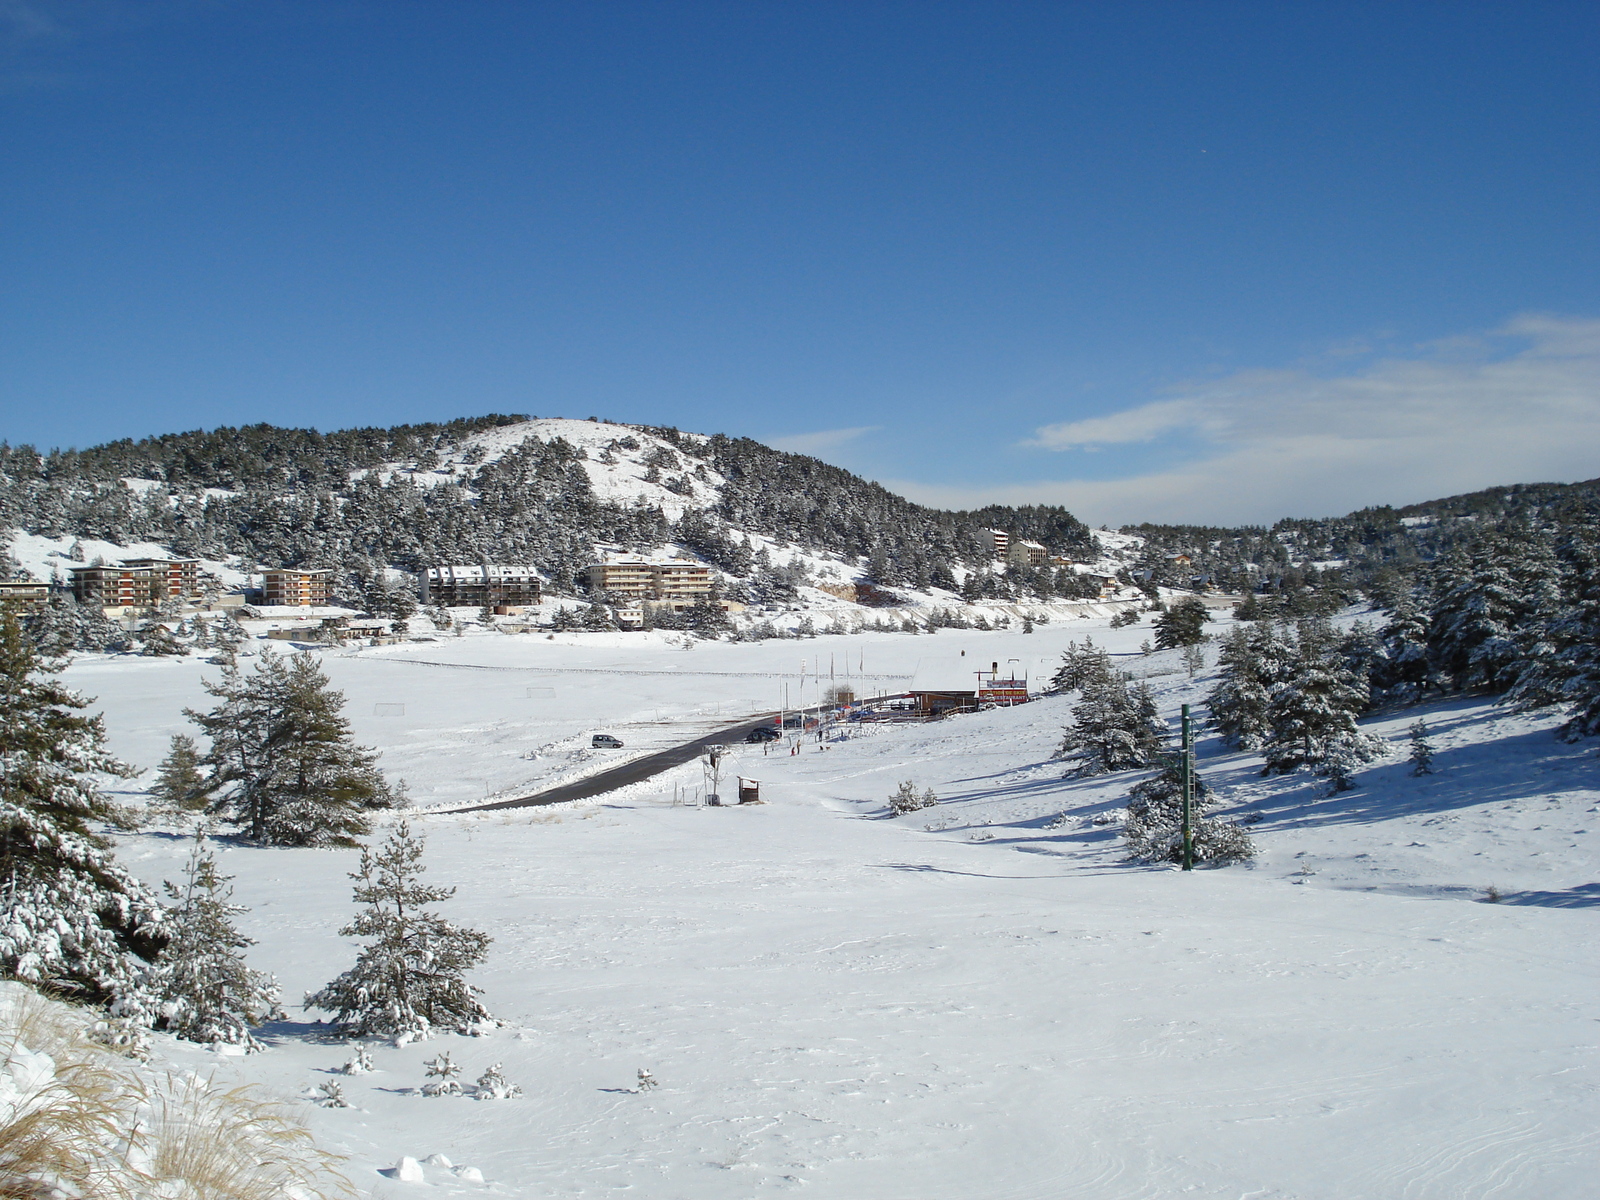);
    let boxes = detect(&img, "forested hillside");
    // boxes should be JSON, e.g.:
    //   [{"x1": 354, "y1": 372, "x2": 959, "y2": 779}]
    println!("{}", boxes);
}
[{"x1": 0, "y1": 417, "x2": 1093, "y2": 598}]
